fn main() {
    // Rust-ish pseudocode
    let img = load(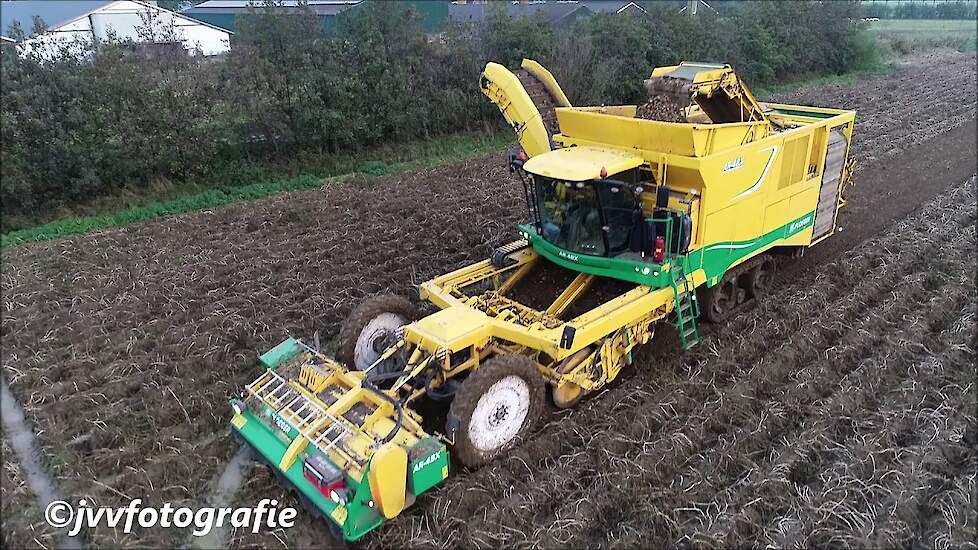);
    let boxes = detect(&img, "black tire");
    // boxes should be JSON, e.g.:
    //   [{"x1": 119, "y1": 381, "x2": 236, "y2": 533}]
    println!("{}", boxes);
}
[
  {"x1": 336, "y1": 294, "x2": 418, "y2": 370},
  {"x1": 448, "y1": 355, "x2": 545, "y2": 468}
]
